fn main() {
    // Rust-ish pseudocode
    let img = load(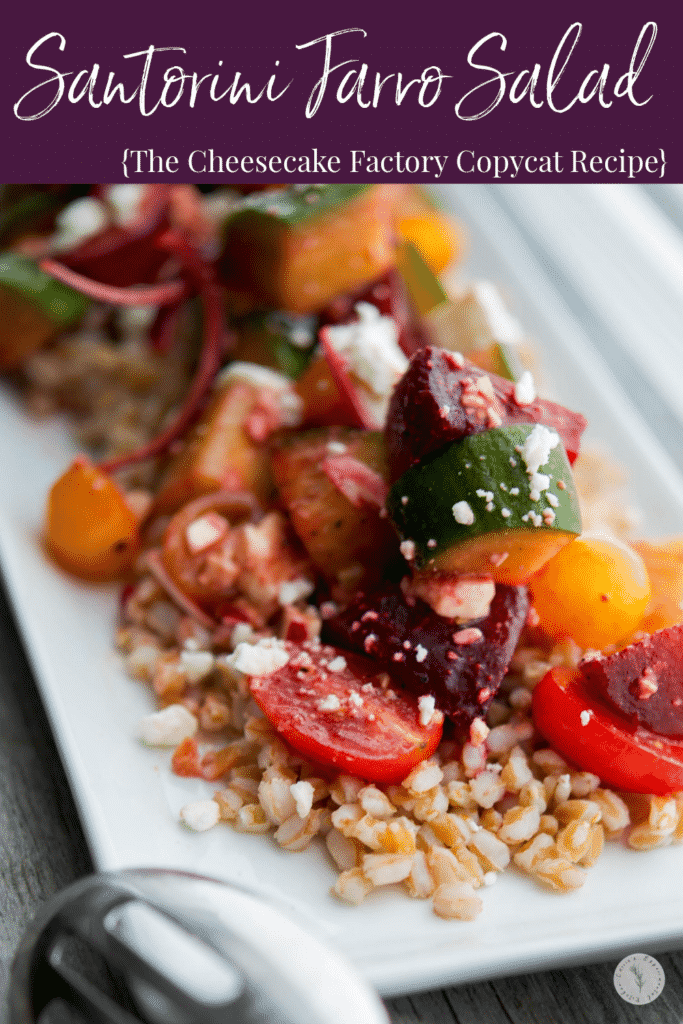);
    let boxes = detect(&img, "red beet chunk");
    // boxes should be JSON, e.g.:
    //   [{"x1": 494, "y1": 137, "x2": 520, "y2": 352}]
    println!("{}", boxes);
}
[
  {"x1": 385, "y1": 346, "x2": 586, "y2": 481},
  {"x1": 323, "y1": 582, "x2": 529, "y2": 735},
  {"x1": 582, "y1": 624, "x2": 683, "y2": 738},
  {"x1": 61, "y1": 189, "x2": 170, "y2": 287}
]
